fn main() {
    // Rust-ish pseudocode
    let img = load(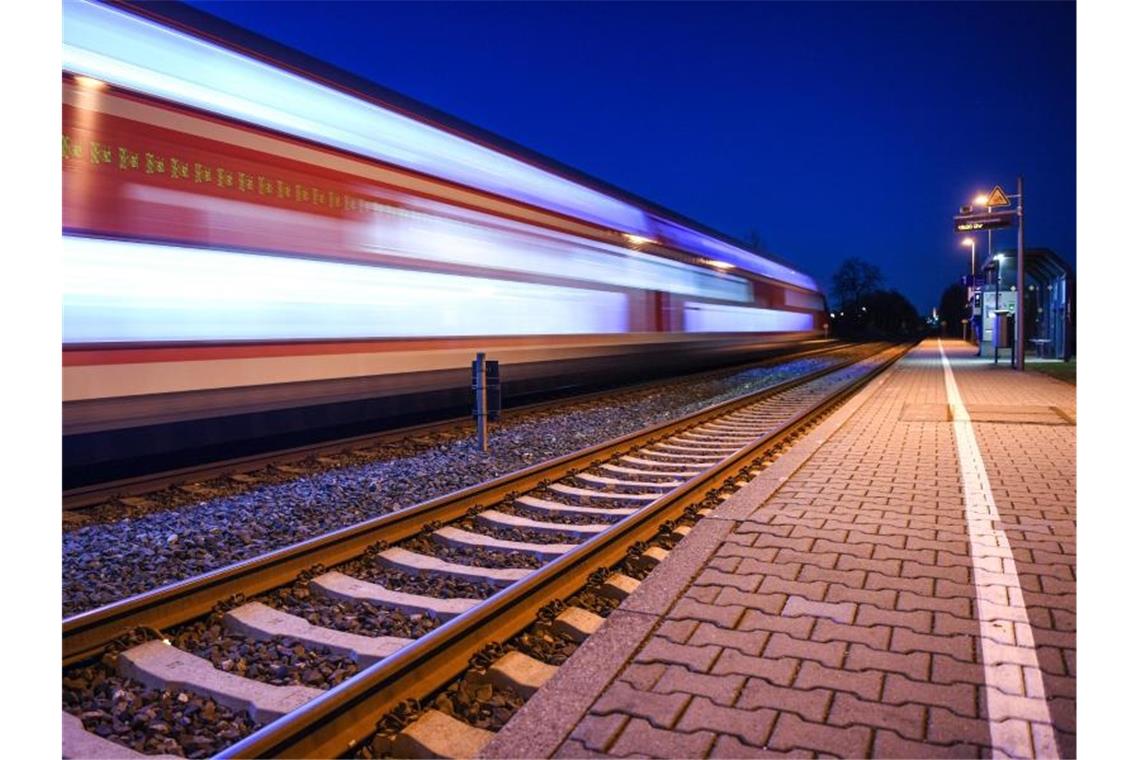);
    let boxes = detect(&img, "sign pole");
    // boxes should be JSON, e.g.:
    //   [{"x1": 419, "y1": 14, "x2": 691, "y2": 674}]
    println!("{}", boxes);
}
[{"x1": 1015, "y1": 176, "x2": 1025, "y2": 371}]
